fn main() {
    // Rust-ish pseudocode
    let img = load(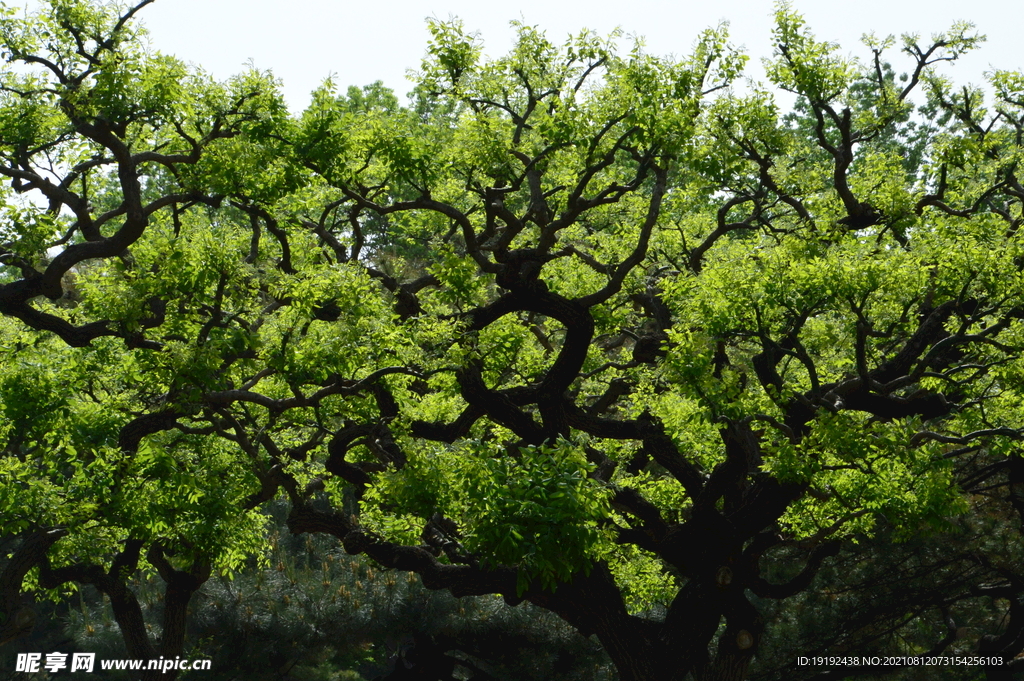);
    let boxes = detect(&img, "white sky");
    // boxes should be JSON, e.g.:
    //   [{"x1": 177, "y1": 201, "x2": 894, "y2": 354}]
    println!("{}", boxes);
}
[
  {"x1": 136, "y1": 0, "x2": 1023, "y2": 112},
  {"x1": 42, "y1": 0, "x2": 1024, "y2": 111}
]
